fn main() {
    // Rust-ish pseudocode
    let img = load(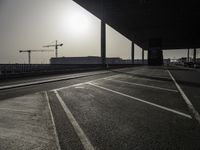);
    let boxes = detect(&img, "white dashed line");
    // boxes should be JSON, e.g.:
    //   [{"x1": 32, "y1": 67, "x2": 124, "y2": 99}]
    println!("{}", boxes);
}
[
  {"x1": 54, "y1": 90, "x2": 95, "y2": 150},
  {"x1": 88, "y1": 82, "x2": 192, "y2": 119},
  {"x1": 104, "y1": 78, "x2": 178, "y2": 93},
  {"x1": 167, "y1": 70, "x2": 200, "y2": 124},
  {"x1": 45, "y1": 91, "x2": 61, "y2": 150}
]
